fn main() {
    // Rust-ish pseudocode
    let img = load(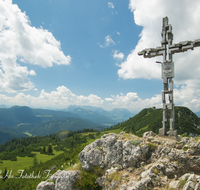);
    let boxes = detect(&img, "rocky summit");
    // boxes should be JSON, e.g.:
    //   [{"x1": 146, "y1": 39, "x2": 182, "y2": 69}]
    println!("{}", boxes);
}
[{"x1": 37, "y1": 131, "x2": 200, "y2": 190}]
